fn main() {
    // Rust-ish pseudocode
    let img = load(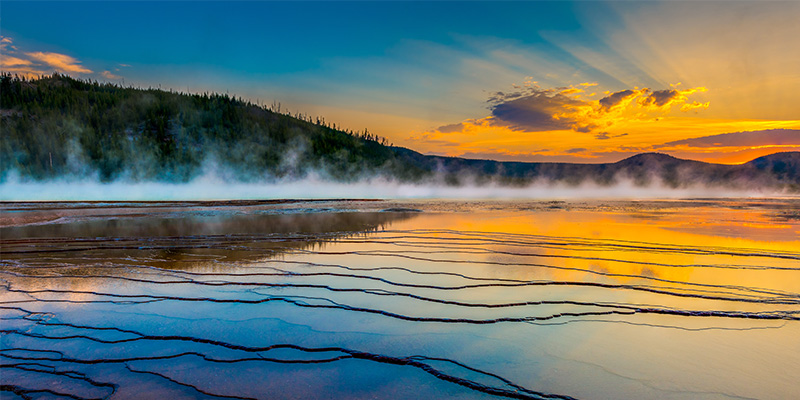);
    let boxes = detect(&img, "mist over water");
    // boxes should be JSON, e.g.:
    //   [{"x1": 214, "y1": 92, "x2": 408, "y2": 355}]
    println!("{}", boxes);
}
[{"x1": 0, "y1": 171, "x2": 787, "y2": 201}]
